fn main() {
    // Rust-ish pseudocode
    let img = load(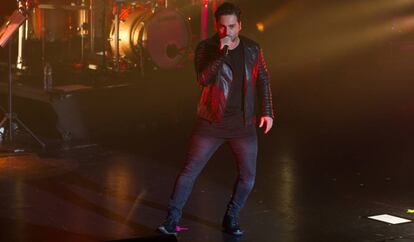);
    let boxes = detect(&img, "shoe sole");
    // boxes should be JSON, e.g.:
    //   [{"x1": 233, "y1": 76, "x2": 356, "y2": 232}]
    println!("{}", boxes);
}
[
  {"x1": 158, "y1": 226, "x2": 178, "y2": 236},
  {"x1": 222, "y1": 228, "x2": 244, "y2": 236}
]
